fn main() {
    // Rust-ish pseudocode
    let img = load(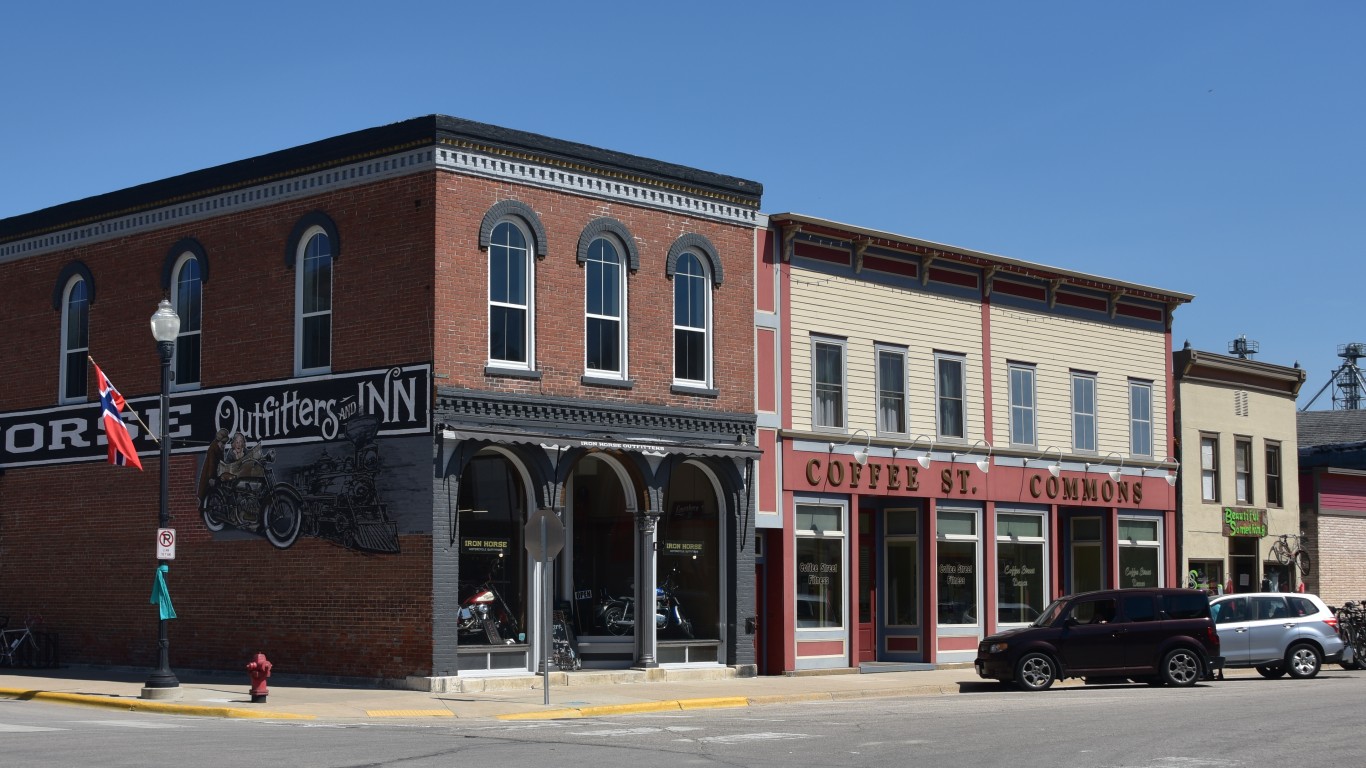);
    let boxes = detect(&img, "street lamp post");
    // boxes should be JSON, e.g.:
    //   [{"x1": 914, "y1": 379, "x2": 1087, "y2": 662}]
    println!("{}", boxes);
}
[{"x1": 144, "y1": 299, "x2": 180, "y2": 696}]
